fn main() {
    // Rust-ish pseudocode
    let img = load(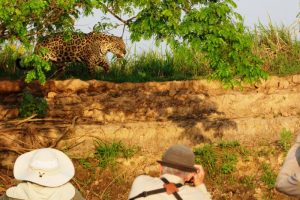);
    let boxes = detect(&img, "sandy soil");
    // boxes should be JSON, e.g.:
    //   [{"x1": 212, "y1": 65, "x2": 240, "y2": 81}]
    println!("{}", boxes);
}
[{"x1": 0, "y1": 75, "x2": 300, "y2": 199}]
